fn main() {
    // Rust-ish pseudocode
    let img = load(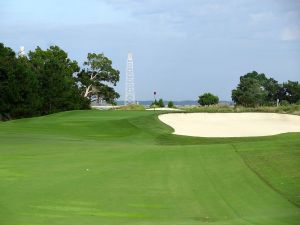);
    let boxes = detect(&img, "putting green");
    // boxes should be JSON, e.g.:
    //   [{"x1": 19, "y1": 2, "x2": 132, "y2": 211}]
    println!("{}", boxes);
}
[{"x1": 0, "y1": 110, "x2": 299, "y2": 225}]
